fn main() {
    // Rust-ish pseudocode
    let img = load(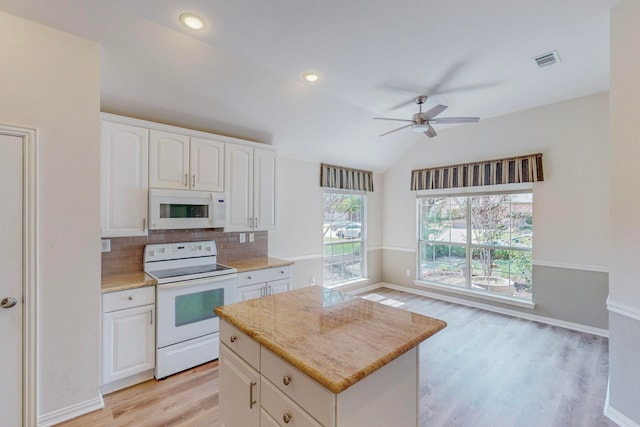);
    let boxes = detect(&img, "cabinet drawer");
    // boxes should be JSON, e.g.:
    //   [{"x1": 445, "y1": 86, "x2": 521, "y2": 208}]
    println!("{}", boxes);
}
[
  {"x1": 261, "y1": 378, "x2": 323, "y2": 427},
  {"x1": 220, "y1": 319, "x2": 260, "y2": 370},
  {"x1": 237, "y1": 266, "x2": 291, "y2": 288},
  {"x1": 103, "y1": 286, "x2": 155, "y2": 313},
  {"x1": 261, "y1": 348, "x2": 333, "y2": 426}
]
